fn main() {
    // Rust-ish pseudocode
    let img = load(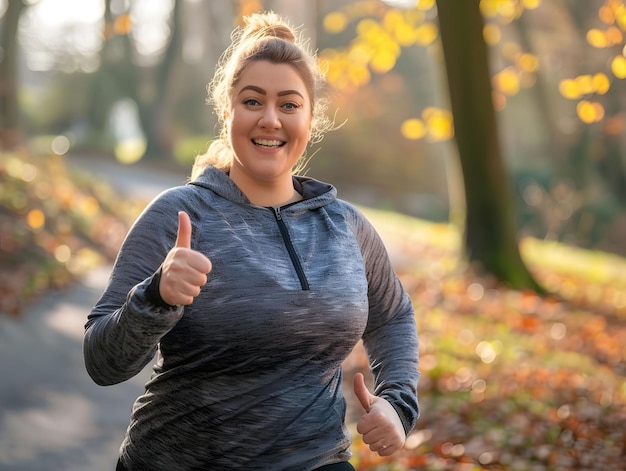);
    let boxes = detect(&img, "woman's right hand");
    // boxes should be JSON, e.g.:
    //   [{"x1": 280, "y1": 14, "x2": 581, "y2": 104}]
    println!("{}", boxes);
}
[{"x1": 159, "y1": 211, "x2": 212, "y2": 306}]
